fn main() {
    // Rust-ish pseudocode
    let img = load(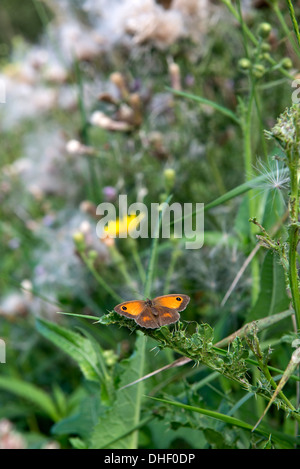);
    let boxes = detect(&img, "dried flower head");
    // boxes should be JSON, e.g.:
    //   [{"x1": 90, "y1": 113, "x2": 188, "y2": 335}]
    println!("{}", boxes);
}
[{"x1": 265, "y1": 104, "x2": 300, "y2": 152}]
